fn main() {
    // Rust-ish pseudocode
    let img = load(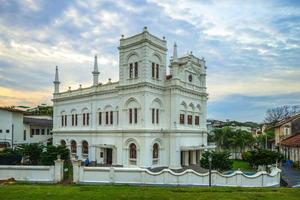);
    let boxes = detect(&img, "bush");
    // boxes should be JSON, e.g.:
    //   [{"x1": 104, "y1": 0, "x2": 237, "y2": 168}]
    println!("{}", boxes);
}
[
  {"x1": 17, "y1": 143, "x2": 43, "y2": 165},
  {"x1": 41, "y1": 145, "x2": 70, "y2": 165},
  {"x1": 0, "y1": 148, "x2": 22, "y2": 165},
  {"x1": 200, "y1": 151, "x2": 233, "y2": 171},
  {"x1": 242, "y1": 149, "x2": 283, "y2": 169}
]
